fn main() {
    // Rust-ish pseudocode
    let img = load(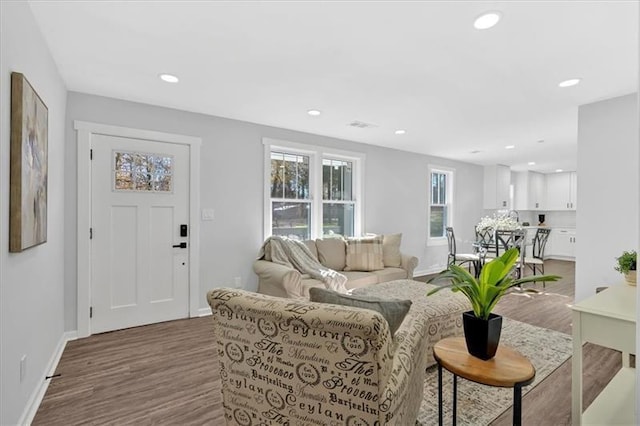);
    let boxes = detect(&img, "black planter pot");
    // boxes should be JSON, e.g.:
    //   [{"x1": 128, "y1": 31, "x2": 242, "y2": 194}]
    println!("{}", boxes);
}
[{"x1": 462, "y1": 311, "x2": 503, "y2": 360}]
